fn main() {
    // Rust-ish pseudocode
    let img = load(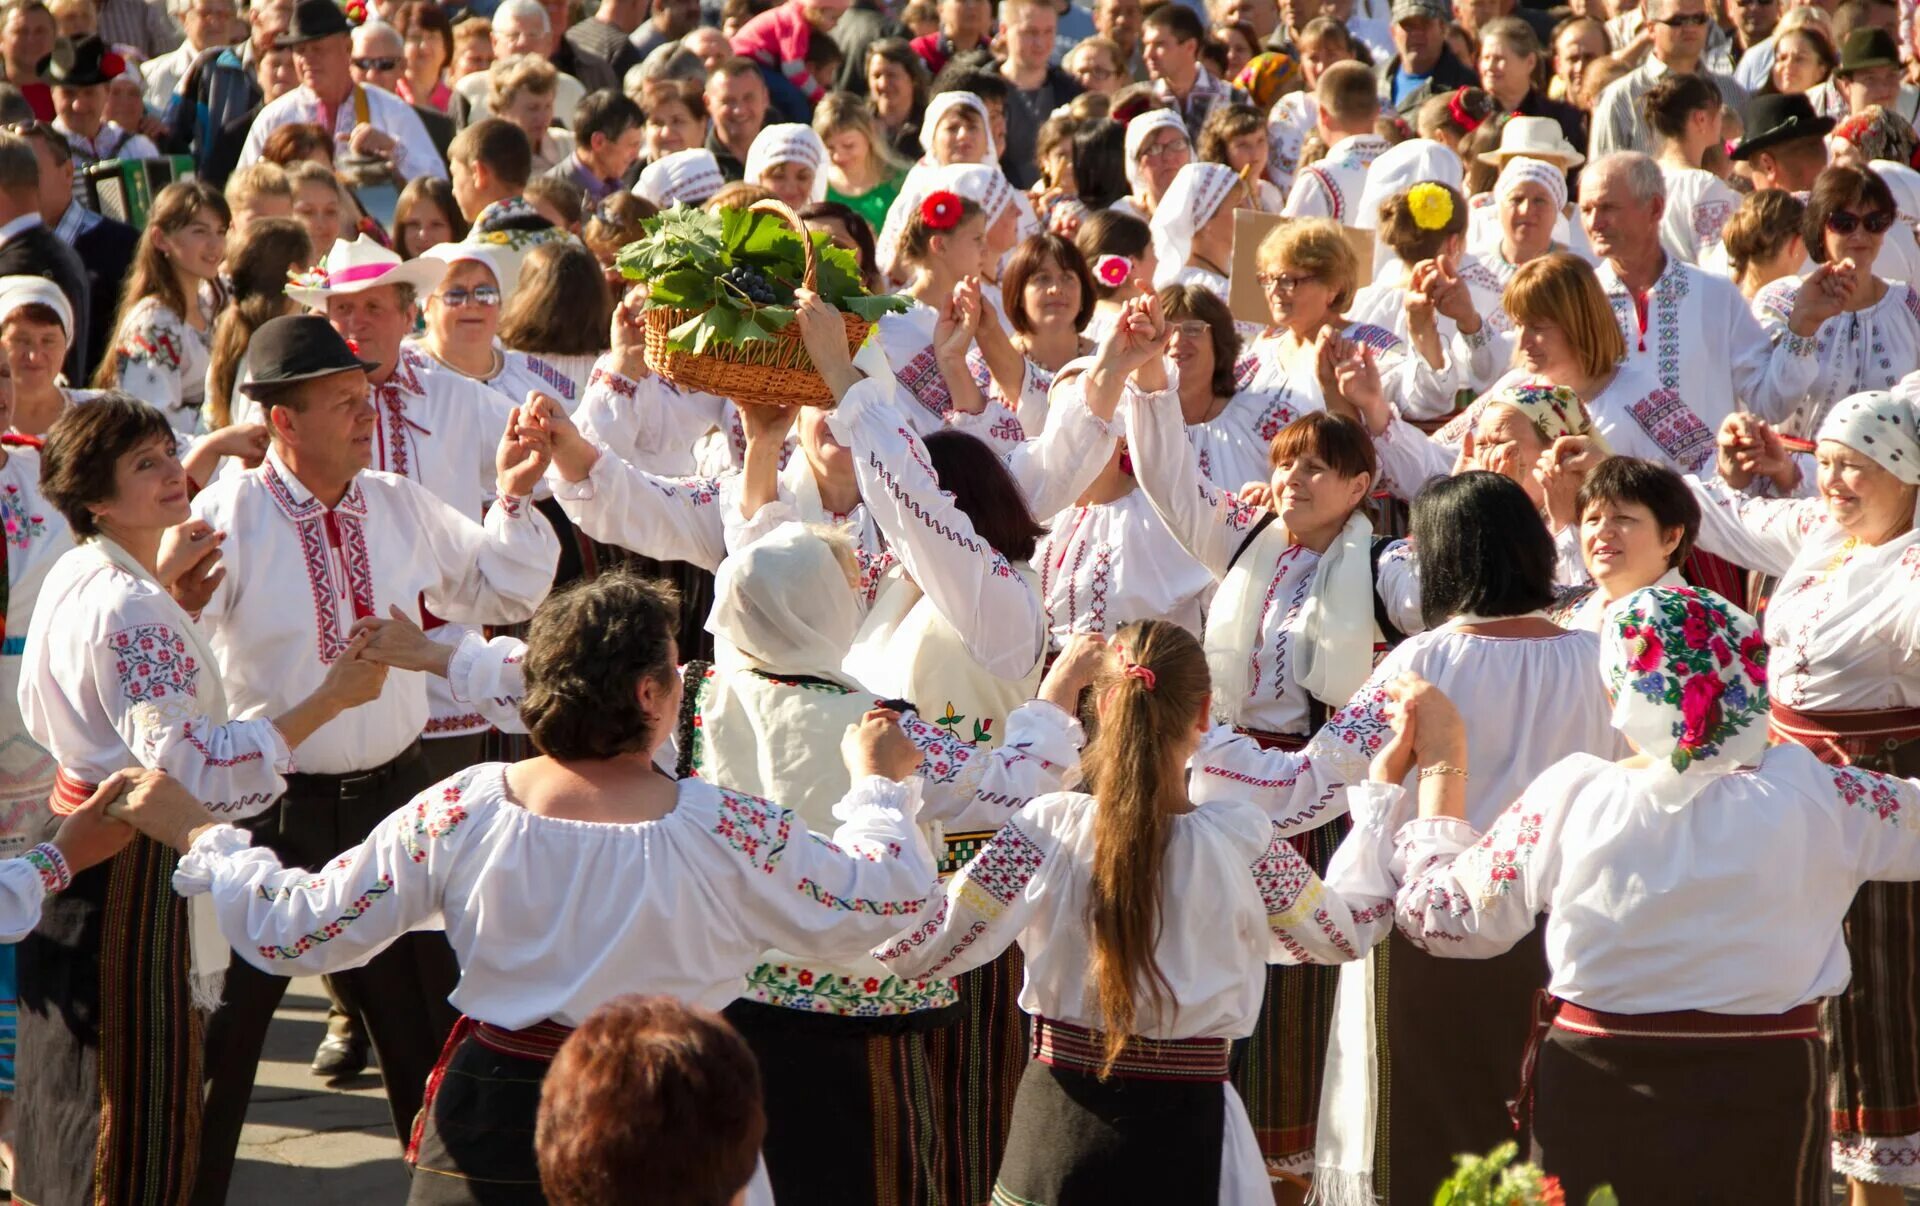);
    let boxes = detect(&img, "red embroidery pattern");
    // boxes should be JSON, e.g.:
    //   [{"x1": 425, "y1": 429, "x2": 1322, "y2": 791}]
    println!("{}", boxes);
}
[
  {"x1": 259, "y1": 874, "x2": 395, "y2": 959},
  {"x1": 398, "y1": 779, "x2": 472, "y2": 862},
  {"x1": 712, "y1": 788, "x2": 792, "y2": 873},
  {"x1": 1482, "y1": 812, "x2": 1544, "y2": 895},
  {"x1": 1627, "y1": 387, "x2": 1715, "y2": 474},
  {"x1": 895, "y1": 345, "x2": 954, "y2": 420},
  {"x1": 1833, "y1": 765, "x2": 1907, "y2": 823},
  {"x1": 262, "y1": 462, "x2": 376, "y2": 664},
  {"x1": 963, "y1": 820, "x2": 1045, "y2": 908},
  {"x1": 110, "y1": 624, "x2": 199, "y2": 704},
  {"x1": 588, "y1": 368, "x2": 637, "y2": 399}
]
